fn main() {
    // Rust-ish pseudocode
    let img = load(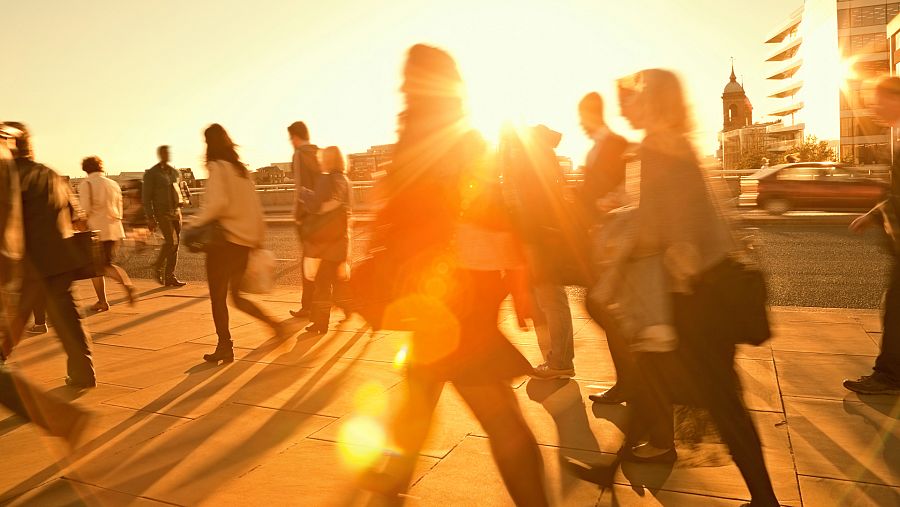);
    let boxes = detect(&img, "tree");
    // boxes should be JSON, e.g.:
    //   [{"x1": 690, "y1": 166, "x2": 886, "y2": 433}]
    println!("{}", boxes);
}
[{"x1": 793, "y1": 135, "x2": 836, "y2": 163}]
